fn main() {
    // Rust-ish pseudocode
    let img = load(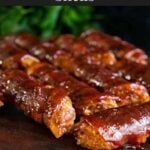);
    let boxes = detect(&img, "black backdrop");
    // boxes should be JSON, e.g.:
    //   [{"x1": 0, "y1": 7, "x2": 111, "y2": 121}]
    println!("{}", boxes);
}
[{"x1": 95, "y1": 7, "x2": 150, "y2": 55}]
